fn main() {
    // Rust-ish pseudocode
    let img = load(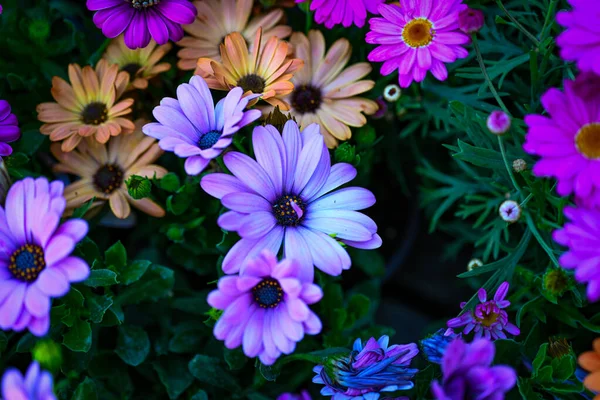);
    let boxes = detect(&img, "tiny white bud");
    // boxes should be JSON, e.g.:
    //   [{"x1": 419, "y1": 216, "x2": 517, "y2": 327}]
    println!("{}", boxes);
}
[{"x1": 499, "y1": 200, "x2": 521, "y2": 223}]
